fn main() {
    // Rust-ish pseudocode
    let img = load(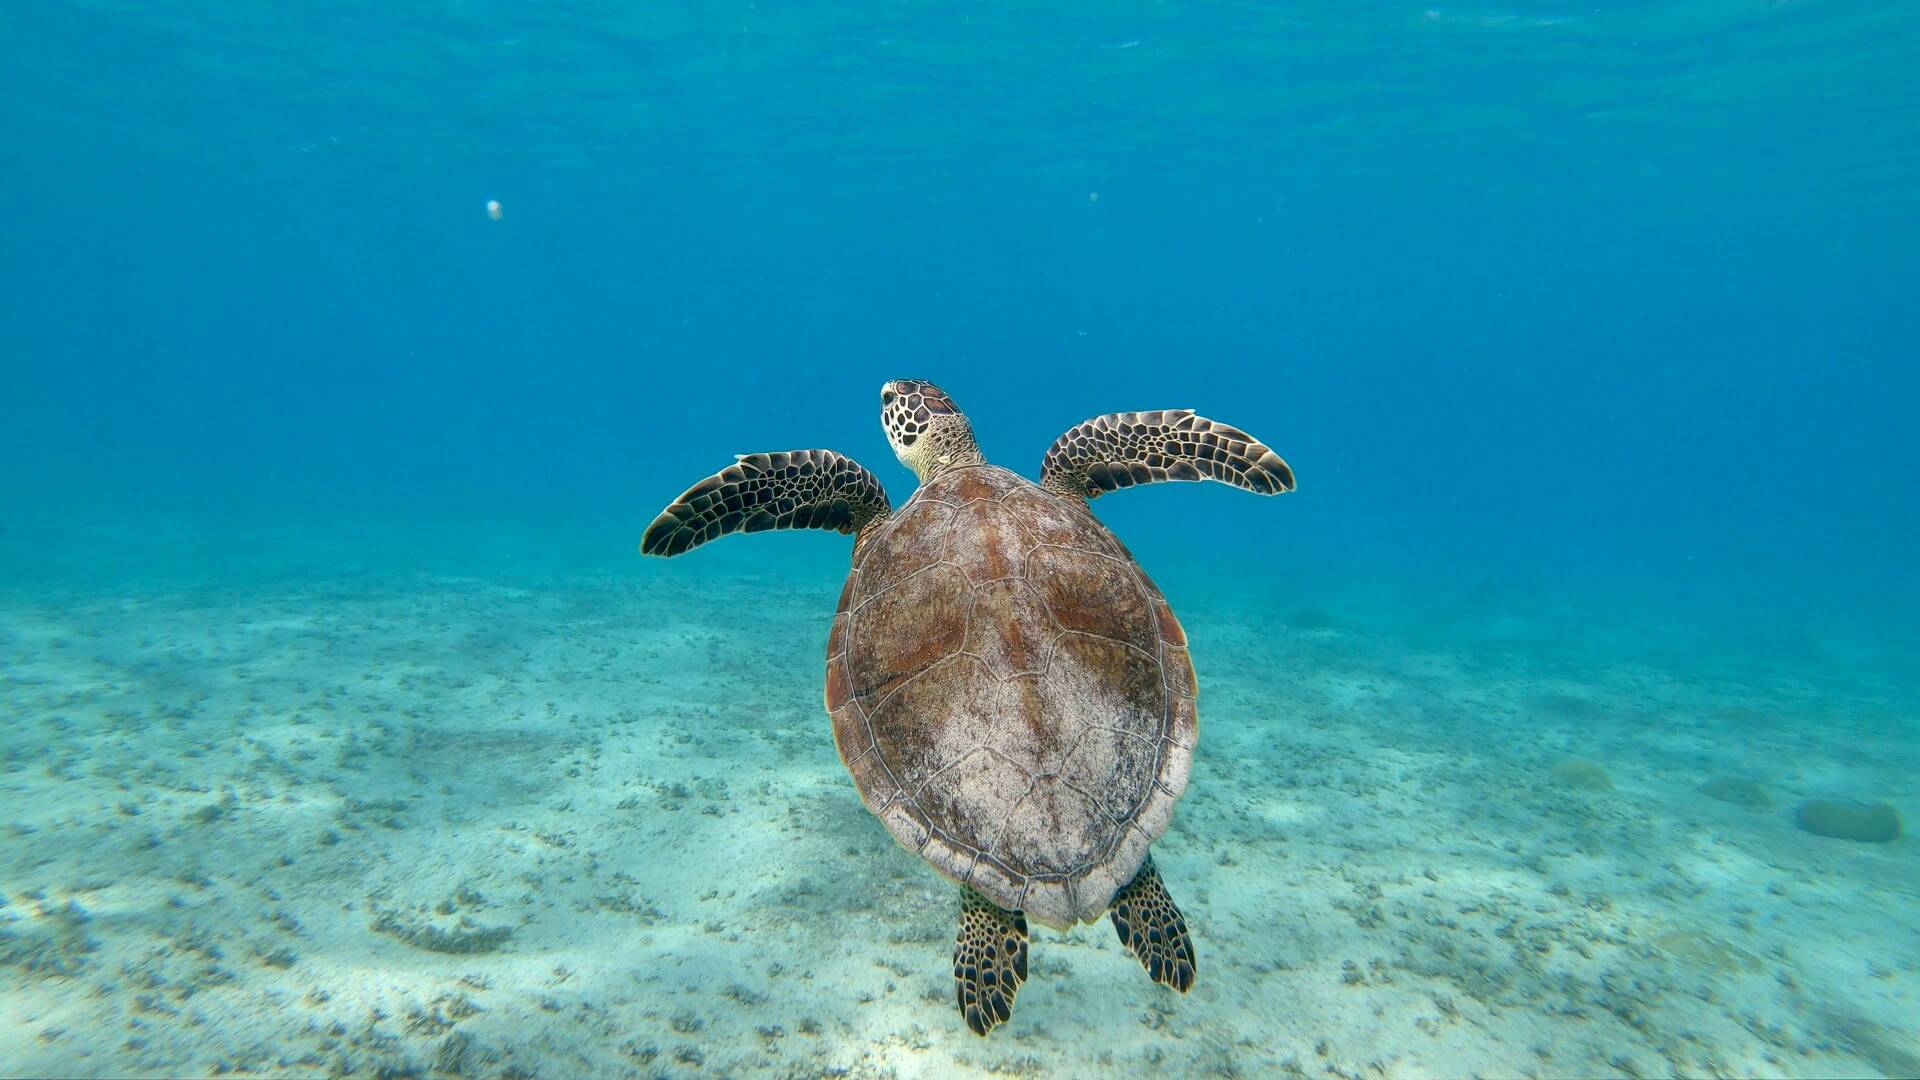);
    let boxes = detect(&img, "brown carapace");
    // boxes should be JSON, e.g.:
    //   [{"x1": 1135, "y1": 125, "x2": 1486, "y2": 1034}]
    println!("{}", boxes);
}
[{"x1": 641, "y1": 379, "x2": 1293, "y2": 1036}]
